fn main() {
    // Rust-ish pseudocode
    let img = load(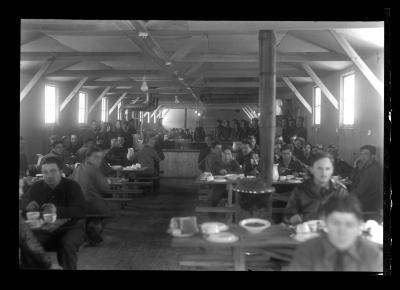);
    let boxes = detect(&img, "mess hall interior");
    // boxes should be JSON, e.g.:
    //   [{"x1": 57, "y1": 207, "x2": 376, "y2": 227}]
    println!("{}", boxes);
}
[{"x1": 19, "y1": 19, "x2": 386, "y2": 271}]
